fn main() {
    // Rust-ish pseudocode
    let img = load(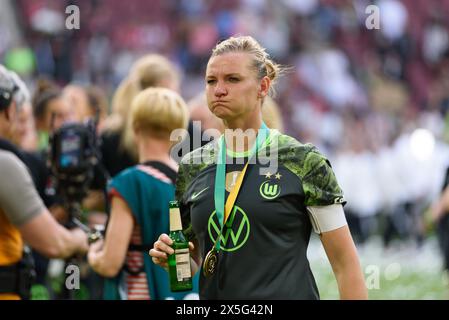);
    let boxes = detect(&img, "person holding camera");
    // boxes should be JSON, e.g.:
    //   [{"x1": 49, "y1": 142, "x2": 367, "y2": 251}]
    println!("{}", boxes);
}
[
  {"x1": 87, "y1": 87, "x2": 198, "y2": 300},
  {"x1": 0, "y1": 65, "x2": 89, "y2": 300}
]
